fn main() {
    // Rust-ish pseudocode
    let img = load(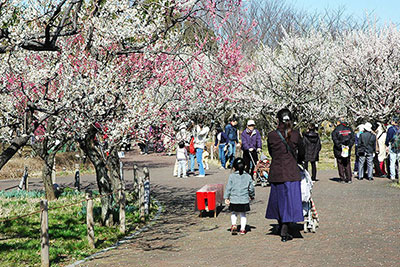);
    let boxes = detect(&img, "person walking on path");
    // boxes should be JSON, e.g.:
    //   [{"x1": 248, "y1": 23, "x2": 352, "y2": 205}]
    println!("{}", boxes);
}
[
  {"x1": 376, "y1": 122, "x2": 387, "y2": 176},
  {"x1": 241, "y1": 120, "x2": 262, "y2": 176},
  {"x1": 193, "y1": 122, "x2": 210, "y2": 177},
  {"x1": 176, "y1": 141, "x2": 188, "y2": 178},
  {"x1": 225, "y1": 117, "x2": 239, "y2": 169},
  {"x1": 224, "y1": 158, "x2": 255, "y2": 235},
  {"x1": 214, "y1": 126, "x2": 228, "y2": 169},
  {"x1": 303, "y1": 123, "x2": 322, "y2": 181},
  {"x1": 385, "y1": 116, "x2": 400, "y2": 181},
  {"x1": 265, "y1": 109, "x2": 305, "y2": 242},
  {"x1": 357, "y1": 122, "x2": 376, "y2": 181},
  {"x1": 332, "y1": 118, "x2": 355, "y2": 184}
]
